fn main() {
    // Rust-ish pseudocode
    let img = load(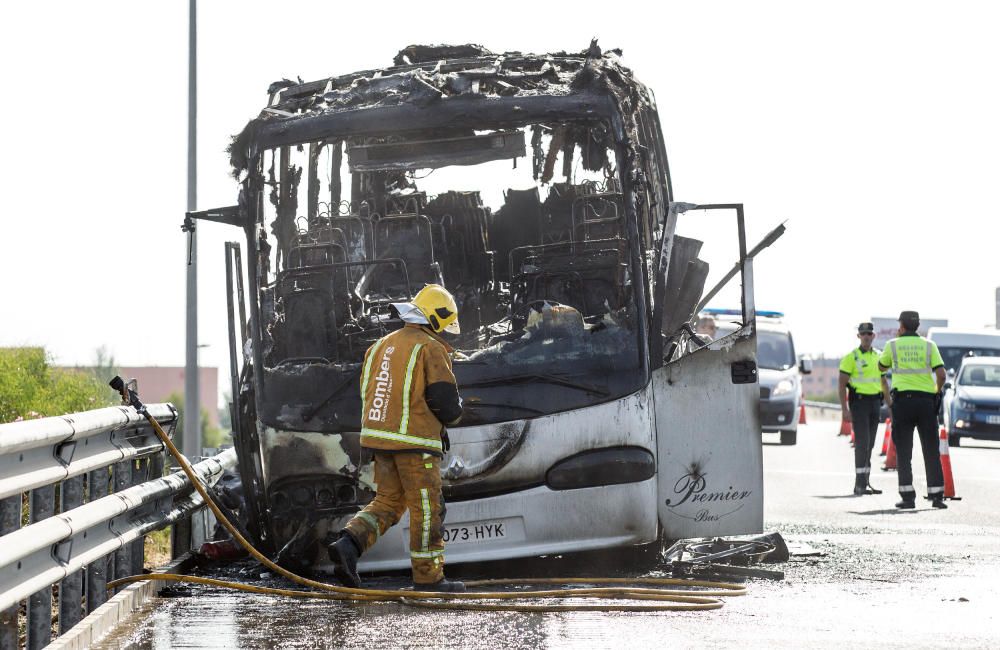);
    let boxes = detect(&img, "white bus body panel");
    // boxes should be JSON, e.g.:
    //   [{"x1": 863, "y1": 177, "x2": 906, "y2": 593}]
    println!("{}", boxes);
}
[
  {"x1": 652, "y1": 329, "x2": 764, "y2": 539},
  {"x1": 344, "y1": 479, "x2": 657, "y2": 572},
  {"x1": 261, "y1": 388, "x2": 658, "y2": 573}
]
